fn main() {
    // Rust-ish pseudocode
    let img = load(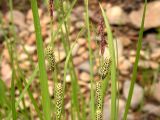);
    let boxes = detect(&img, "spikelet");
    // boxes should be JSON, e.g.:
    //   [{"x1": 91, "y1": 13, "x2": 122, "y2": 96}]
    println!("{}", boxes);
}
[
  {"x1": 96, "y1": 81, "x2": 102, "y2": 111},
  {"x1": 55, "y1": 83, "x2": 63, "y2": 120},
  {"x1": 99, "y1": 57, "x2": 112, "y2": 79},
  {"x1": 96, "y1": 109, "x2": 103, "y2": 120},
  {"x1": 46, "y1": 46, "x2": 55, "y2": 72}
]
